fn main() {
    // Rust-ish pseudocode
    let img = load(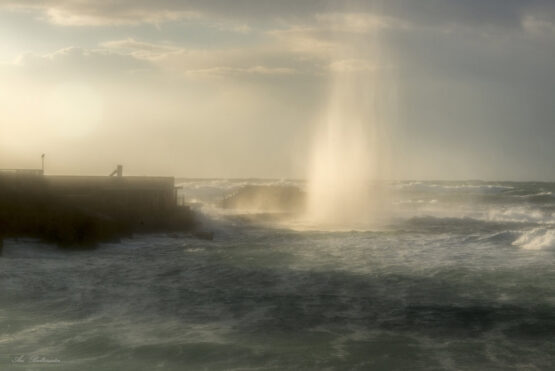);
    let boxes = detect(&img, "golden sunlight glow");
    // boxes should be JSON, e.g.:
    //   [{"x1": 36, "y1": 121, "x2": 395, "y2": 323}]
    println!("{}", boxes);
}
[{"x1": 45, "y1": 83, "x2": 103, "y2": 138}]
